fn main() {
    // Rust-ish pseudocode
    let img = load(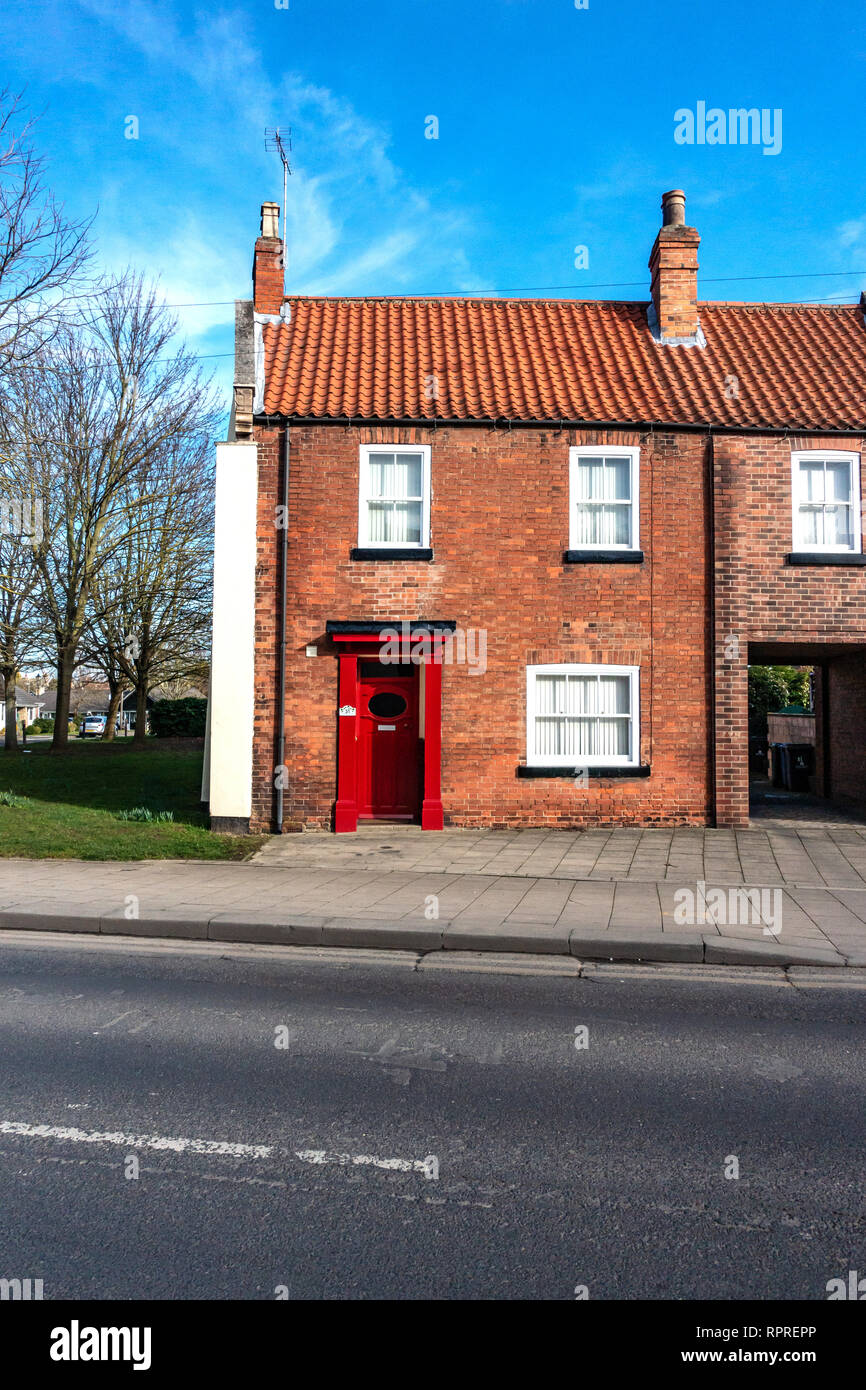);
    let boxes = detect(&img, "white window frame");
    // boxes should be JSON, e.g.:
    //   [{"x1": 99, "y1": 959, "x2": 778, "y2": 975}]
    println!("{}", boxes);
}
[
  {"x1": 358, "y1": 443, "x2": 431, "y2": 549},
  {"x1": 790, "y1": 450, "x2": 862, "y2": 554},
  {"x1": 525, "y1": 663, "x2": 640, "y2": 769},
  {"x1": 568, "y1": 445, "x2": 640, "y2": 552}
]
